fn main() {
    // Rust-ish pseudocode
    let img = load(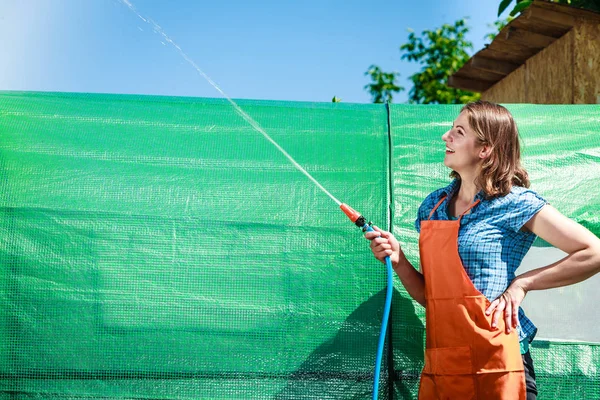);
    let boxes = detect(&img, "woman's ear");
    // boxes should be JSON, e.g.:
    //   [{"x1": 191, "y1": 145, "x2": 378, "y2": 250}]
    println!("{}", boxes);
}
[{"x1": 479, "y1": 145, "x2": 492, "y2": 159}]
